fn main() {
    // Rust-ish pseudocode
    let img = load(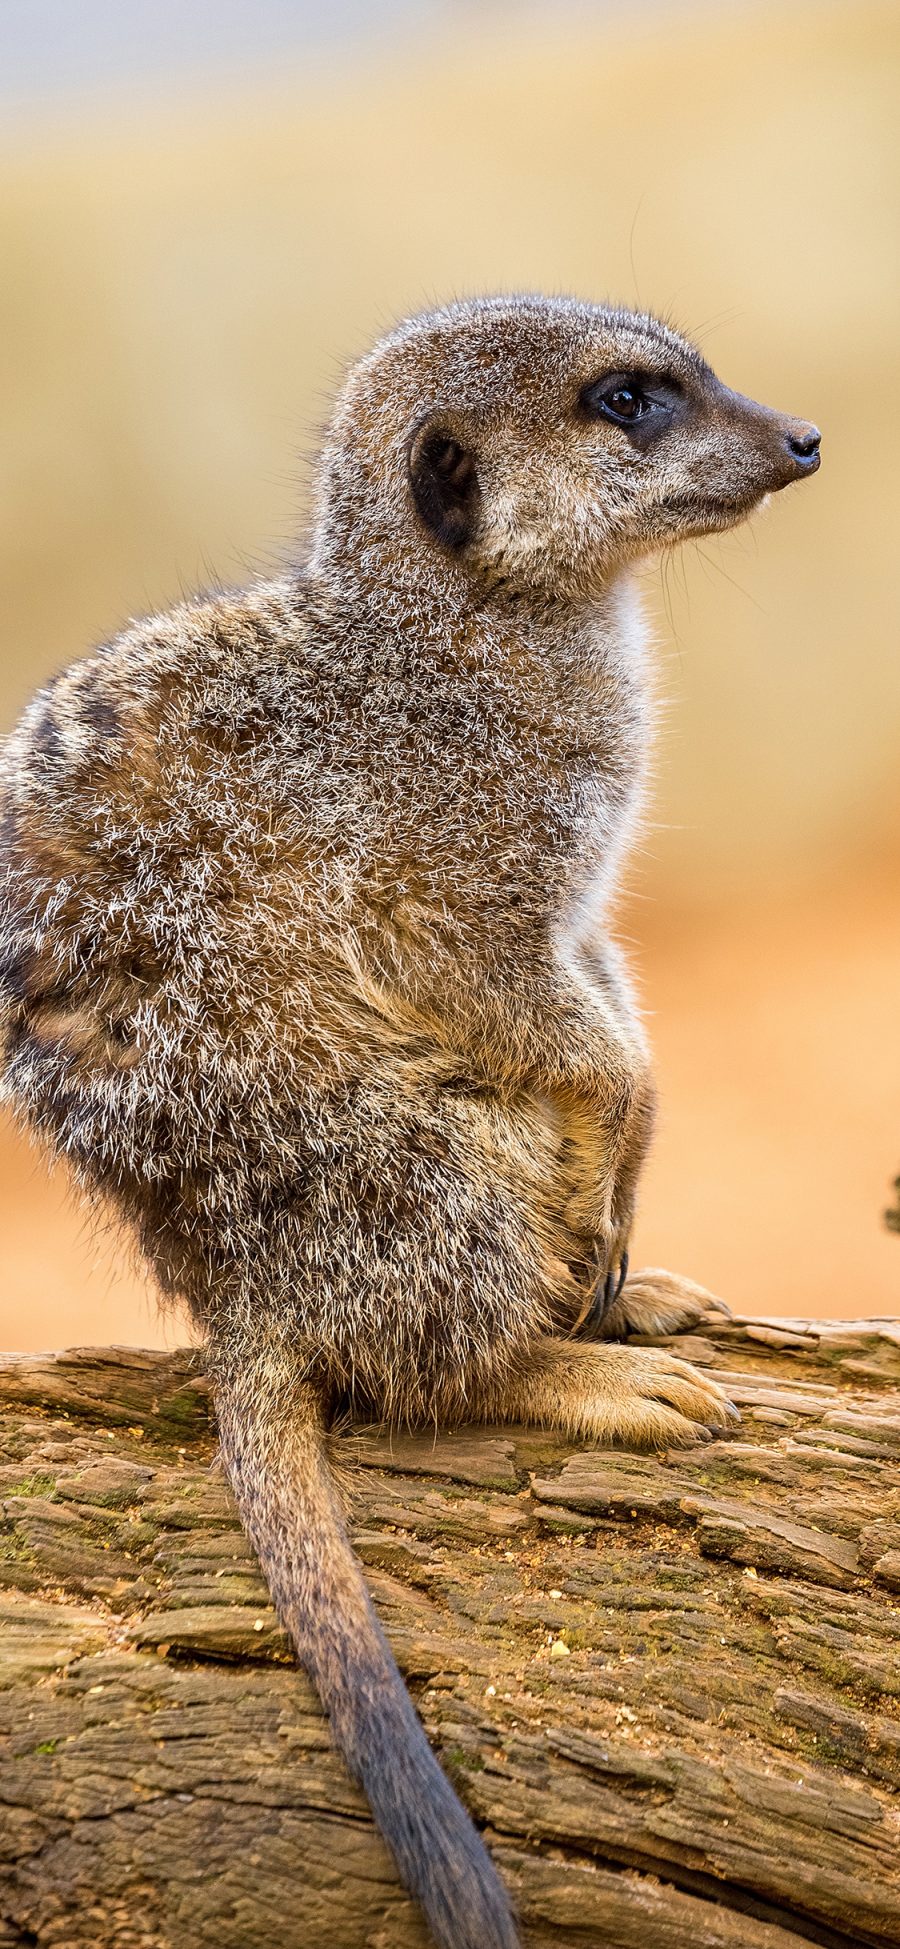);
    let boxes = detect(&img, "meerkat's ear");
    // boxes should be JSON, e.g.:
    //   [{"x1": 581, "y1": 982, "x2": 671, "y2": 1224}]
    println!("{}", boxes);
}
[{"x1": 407, "y1": 424, "x2": 480, "y2": 550}]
